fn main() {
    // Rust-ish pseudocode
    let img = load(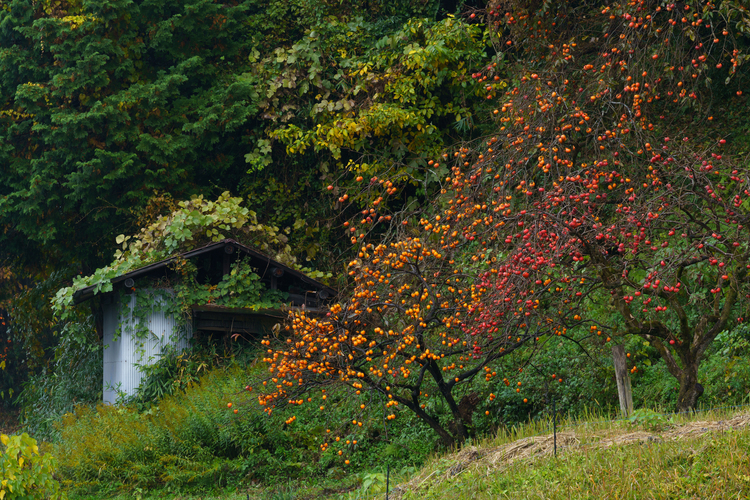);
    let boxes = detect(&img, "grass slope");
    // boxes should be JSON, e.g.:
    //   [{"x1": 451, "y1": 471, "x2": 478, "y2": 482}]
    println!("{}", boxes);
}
[
  {"x1": 394, "y1": 409, "x2": 750, "y2": 500},
  {"x1": 67, "y1": 408, "x2": 750, "y2": 499}
]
